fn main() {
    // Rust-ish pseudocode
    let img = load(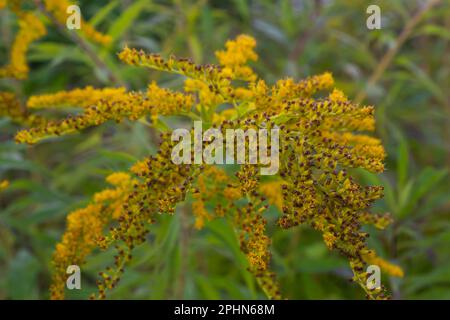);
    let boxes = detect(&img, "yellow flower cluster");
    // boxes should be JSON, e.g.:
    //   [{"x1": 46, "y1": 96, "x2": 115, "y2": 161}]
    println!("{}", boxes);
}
[
  {"x1": 235, "y1": 202, "x2": 281, "y2": 300},
  {"x1": 14, "y1": 34, "x2": 401, "y2": 300},
  {"x1": 0, "y1": 0, "x2": 111, "y2": 132},
  {"x1": 191, "y1": 166, "x2": 248, "y2": 228},
  {"x1": 146, "y1": 82, "x2": 194, "y2": 116},
  {"x1": 27, "y1": 87, "x2": 127, "y2": 109},
  {"x1": 0, "y1": 6, "x2": 46, "y2": 79},
  {"x1": 271, "y1": 72, "x2": 334, "y2": 101},
  {"x1": 259, "y1": 181, "x2": 284, "y2": 211},
  {"x1": 50, "y1": 204, "x2": 104, "y2": 300},
  {"x1": 15, "y1": 84, "x2": 195, "y2": 144},
  {"x1": 363, "y1": 250, "x2": 404, "y2": 278},
  {"x1": 93, "y1": 137, "x2": 201, "y2": 299},
  {"x1": 192, "y1": 173, "x2": 213, "y2": 229},
  {"x1": 50, "y1": 172, "x2": 135, "y2": 300},
  {"x1": 0, "y1": 92, "x2": 45, "y2": 126},
  {"x1": 118, "y1": 46, "x2": 225, "y2": 83},
  {"x1": 187, "y1": 164, "x2": 281, "y2": 298},
  {"x1": 215, "y1": 34, "x2": 258, "y2": 81},
  {"x1": 0, "y1": 180, "x2": 9, "y2": 192},
  {"x1": 360, "y1": 211, "x2": 393, "y2": 229}
]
